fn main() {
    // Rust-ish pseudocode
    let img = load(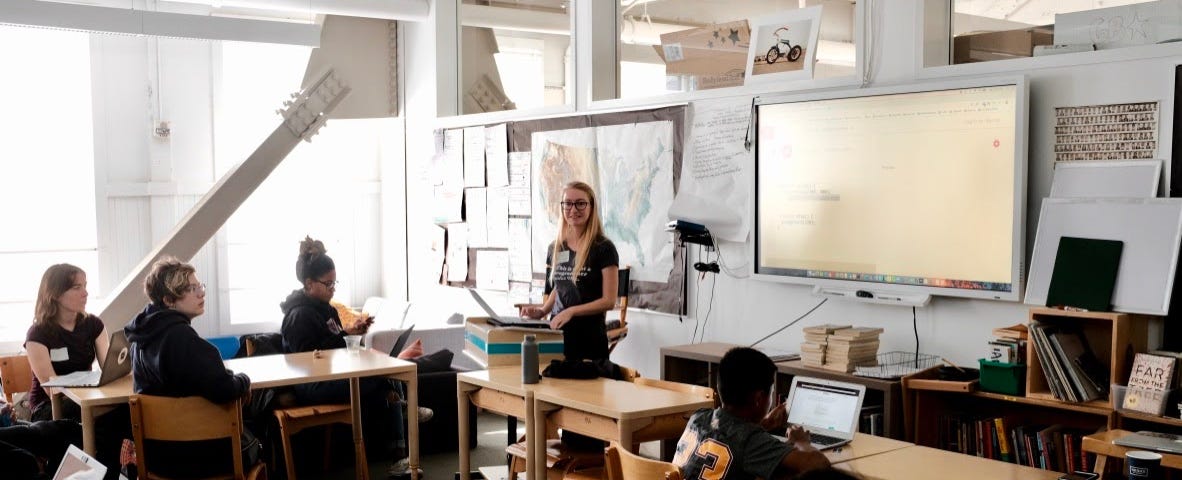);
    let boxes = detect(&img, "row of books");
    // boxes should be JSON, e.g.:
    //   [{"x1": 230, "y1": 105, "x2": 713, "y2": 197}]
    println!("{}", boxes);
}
[
  {"x1": 858, "y1": 405, "x2": 884, "y2": 436},
  {"x1": 1029, "y1": 322, "x2": 1109, "y2": 403},
  {"x1": 934, "y1": 414, "x2": 1094, "y2": 473}
]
